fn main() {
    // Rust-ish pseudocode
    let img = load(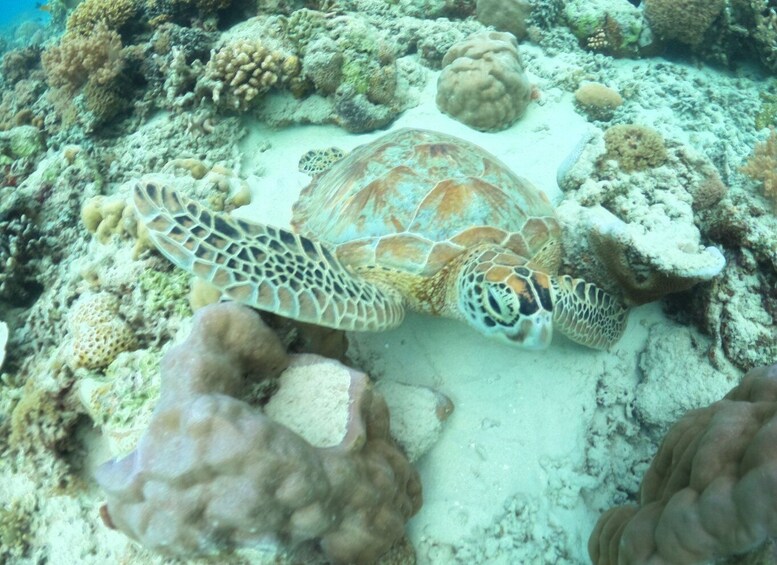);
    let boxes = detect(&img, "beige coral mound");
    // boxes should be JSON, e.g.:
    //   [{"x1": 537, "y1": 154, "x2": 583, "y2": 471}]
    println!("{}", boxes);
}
[
  {"x1": 95, "y1": 302, "x2": 421, "y2": 563},
  {"x1": 589, "y1": 362, "x2": 777, "y2": 565},
  {"x1": 436, "y1": 31, "x2": 532, "y2": 132}
]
